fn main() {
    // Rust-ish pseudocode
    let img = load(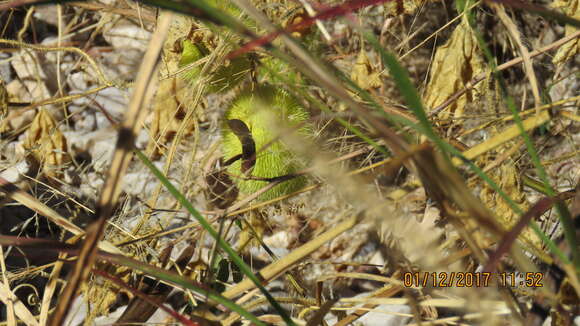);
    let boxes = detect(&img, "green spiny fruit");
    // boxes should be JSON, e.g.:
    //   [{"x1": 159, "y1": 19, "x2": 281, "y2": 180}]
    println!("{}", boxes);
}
[
  {"x1": 222, "y1": 85, "x2": 311, "y2": 201},
  {"x1": 178, "y1": 39, "x2": 251, "y2": 93}
]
